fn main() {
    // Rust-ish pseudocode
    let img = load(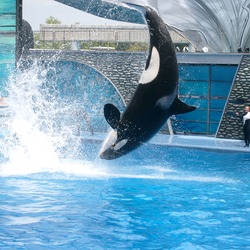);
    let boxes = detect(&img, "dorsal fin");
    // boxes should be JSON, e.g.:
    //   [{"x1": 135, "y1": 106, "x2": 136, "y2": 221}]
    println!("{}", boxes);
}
[{"x1": 104, "y1": 103, "x2": 121, "y2": 129}]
